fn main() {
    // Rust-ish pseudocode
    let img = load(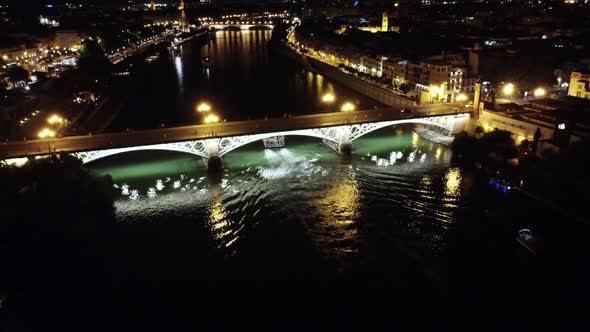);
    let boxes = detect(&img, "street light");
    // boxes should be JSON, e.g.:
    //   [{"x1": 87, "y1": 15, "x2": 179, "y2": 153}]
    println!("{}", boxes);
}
[
  {"x1": 47, "y1": 114, "x2": 64, "y2": 125},
  {"x1": 456, "y1": 93, "x2": 468, "y2": 102},
  {"x1": 341, "y1": 102, "x2": 355, "y2": 112},
  {"x1": 533, "y1": 87, "x2": 546, "y2": 98},
  {"x1": 196, "y1": 102, "x2": 211, "y2": 113},
  {"x1": 204, "y1": 113, "x2": 220, "y2": 137},
  {"x1": 503, "y1": 83, "x2": 514, "y2": 97},
  {"x1": 322, "y1": 93, "x2": 335, "y2": 112},
  {"x1": 204, "y1": 113, "x2": 219, "y2": 124},
  {"x1": 38, "y1": 128, "x2": 56, "y2": 139}
]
